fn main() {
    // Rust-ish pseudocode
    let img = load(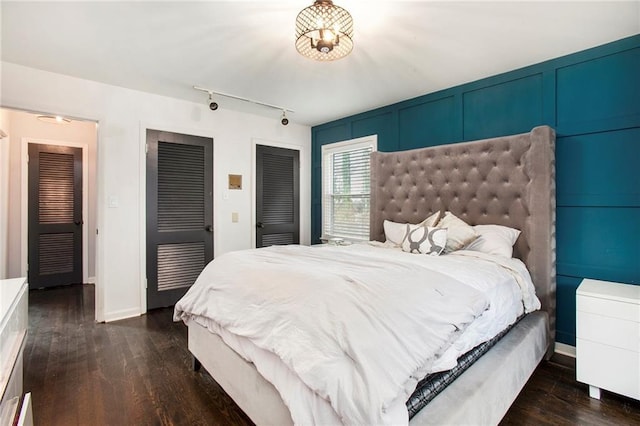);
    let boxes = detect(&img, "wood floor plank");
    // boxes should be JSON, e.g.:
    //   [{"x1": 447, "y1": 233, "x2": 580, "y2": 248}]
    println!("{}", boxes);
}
[{"x1": 24, "y1": 284, "x2": 640, "y2": 425}]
